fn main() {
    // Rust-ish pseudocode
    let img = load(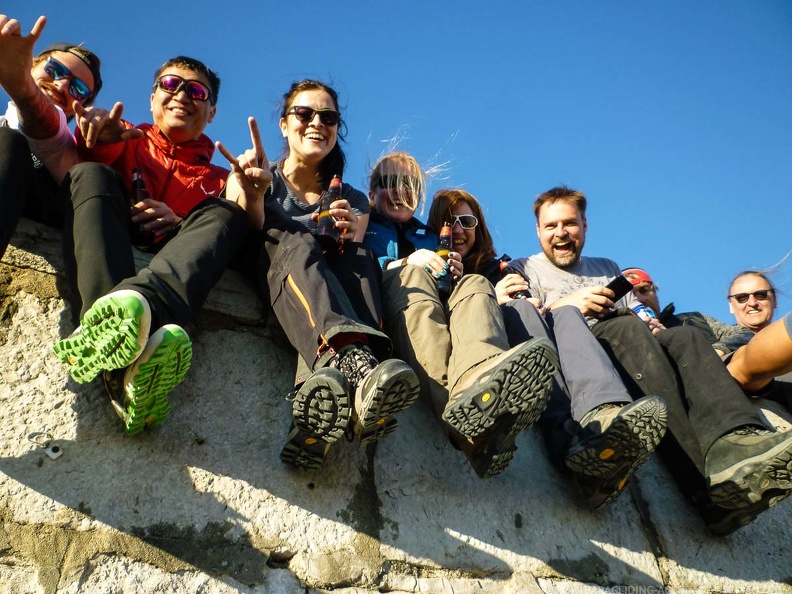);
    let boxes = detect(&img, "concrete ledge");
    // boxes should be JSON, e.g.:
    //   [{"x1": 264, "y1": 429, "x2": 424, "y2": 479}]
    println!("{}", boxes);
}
[{"x1": 1, "y1": 220, "x2": 791, "y2": 594}]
